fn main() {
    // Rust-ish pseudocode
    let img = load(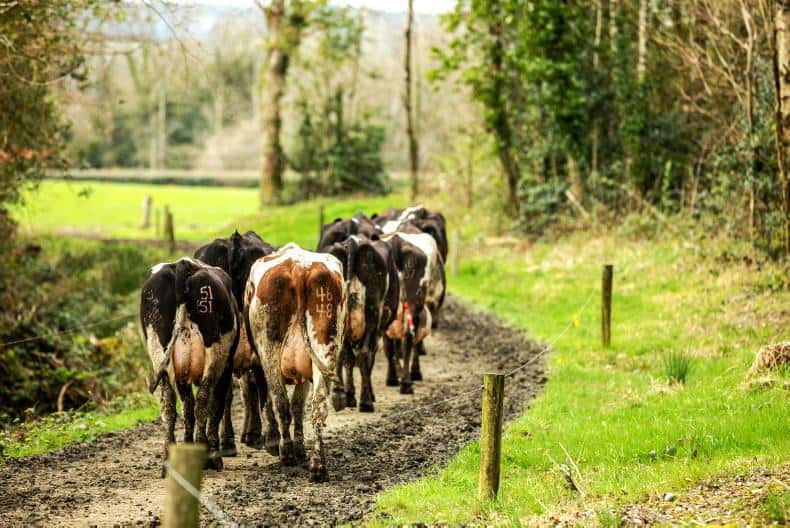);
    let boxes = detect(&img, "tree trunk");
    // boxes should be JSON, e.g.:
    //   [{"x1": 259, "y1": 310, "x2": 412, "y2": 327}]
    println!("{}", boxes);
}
[
  {"x1": 592, "y1": 0, "x2": 603, "y2": 176},
  {"x1": 259, "y1": 0, "x2": 288, "y2": 207},
  {"x1": 637, "y1": 0, "x2": 648, "y2": 83},
  {"x1": 489, "y1": 13, "x2": 520, "y2": 216},
  {"x1": 774, "y1": 1, "x2": 790, "y2": 255},
  {"x1": 568, "y1": 156, "x2": 584, "y2": 205},
  {"x1": 404, "y1": 0, "x2": 419, "y2": 202},
  {"x1": 609, "y1": 0, "x2": 618, "y2": 54},
  {"x1": 743, "y1": 2, "x2": 757, "y2": 241}
]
